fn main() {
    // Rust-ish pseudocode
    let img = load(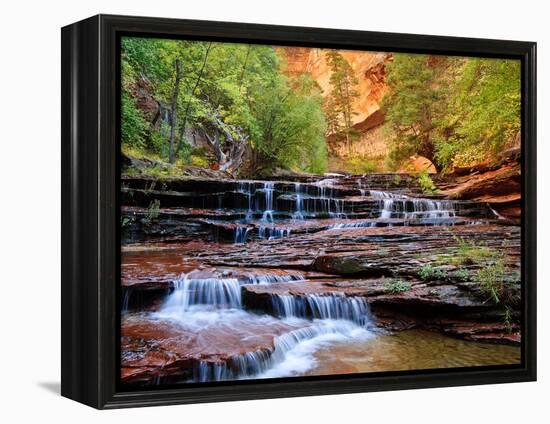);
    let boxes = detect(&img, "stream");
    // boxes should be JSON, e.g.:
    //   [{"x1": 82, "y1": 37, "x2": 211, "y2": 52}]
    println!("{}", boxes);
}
[{"x1": 121, "y1": 174, "x2": 521, "y2": 385}]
